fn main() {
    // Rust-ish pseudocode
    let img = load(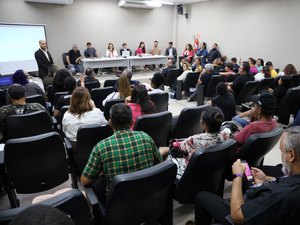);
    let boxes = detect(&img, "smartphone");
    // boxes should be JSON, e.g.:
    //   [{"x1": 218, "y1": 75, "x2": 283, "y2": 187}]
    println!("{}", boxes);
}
[{"x1": 242, "y1": 160, "x2": 254, "y2": 182}]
